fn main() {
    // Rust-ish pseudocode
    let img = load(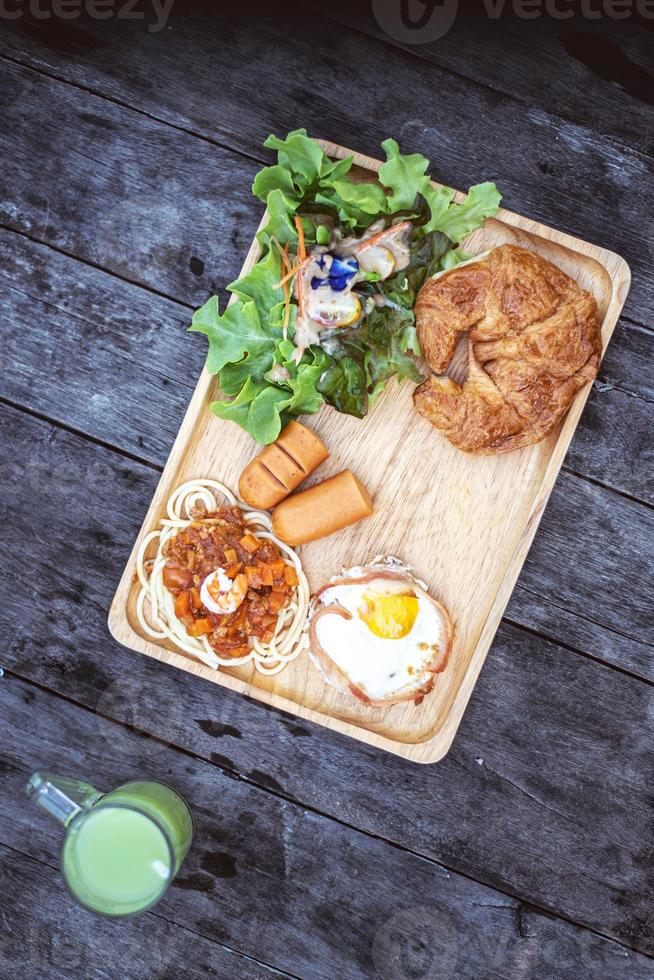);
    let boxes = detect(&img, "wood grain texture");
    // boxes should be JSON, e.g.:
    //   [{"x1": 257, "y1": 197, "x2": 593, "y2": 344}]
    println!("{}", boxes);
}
[
  {"x1": 0, "y1": 845, "x2": 281, "y2": 980},
  {"x1": 0, "y1": 60, "x2": 260, "y2": 307},
  {"x1": 2, "y1": 673, "x2": 652, "y2": 975},
  {"x1": 0, "y1": 8, "x2": 652, "y2": 326},
  {"x1": 0, "y1": 402, "x2": 652, "y2": 949},
  {"x1": 107, "y1": 139, "x2": 631, "y2": 762},
  {"x1": 306, "y1": 2, "x2": 654, "y2": 156}
]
